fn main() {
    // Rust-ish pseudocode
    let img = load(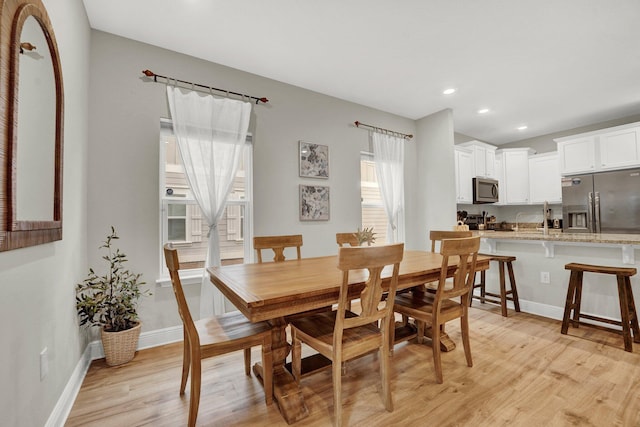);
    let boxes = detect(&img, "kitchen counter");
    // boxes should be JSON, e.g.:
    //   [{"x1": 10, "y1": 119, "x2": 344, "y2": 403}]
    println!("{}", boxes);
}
[{"x1": 474, "y1": 230, "x2": 640, "y2": 245}]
